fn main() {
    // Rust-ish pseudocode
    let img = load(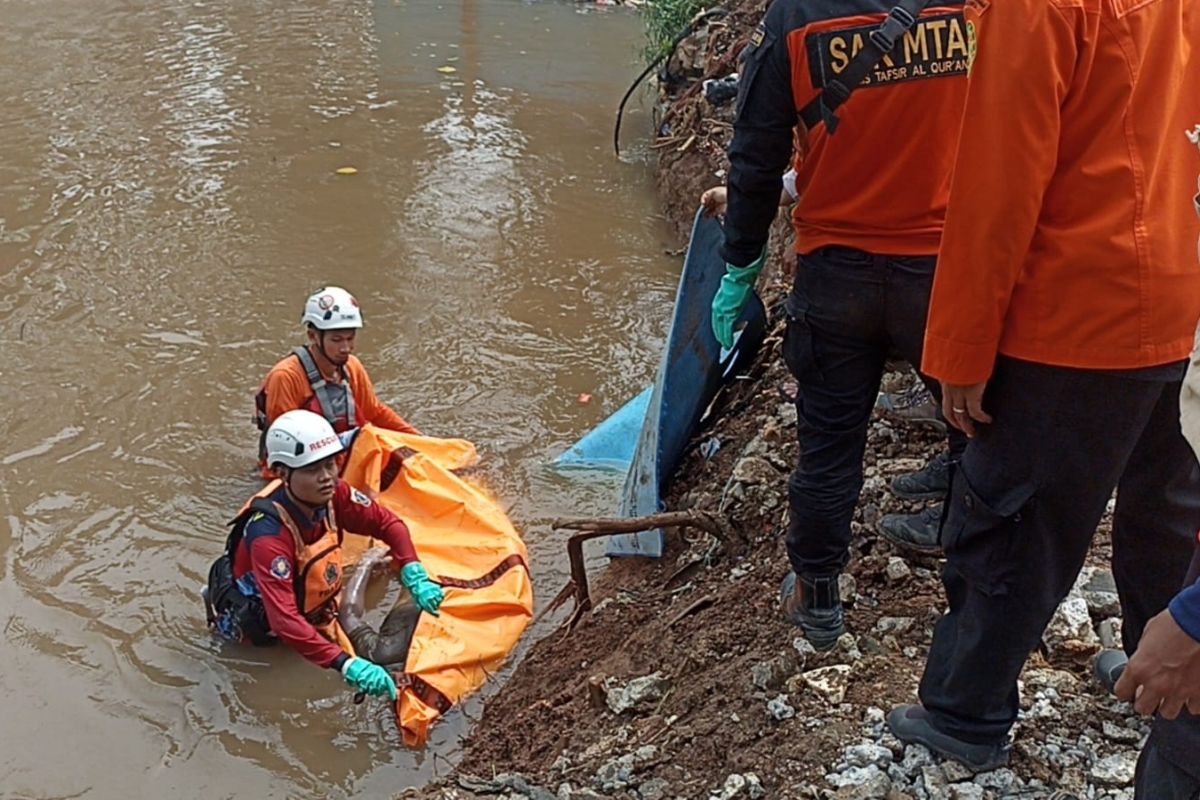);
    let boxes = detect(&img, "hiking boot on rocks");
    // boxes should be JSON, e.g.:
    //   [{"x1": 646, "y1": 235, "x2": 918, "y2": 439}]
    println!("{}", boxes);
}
[
  {"x1": 780, "y1": 571, "x2": 845, "y2": 650},
  {"x1": 890, "y1": 452, "x2": 952, "y2": 501},
  {"x1": 875, "y1": 382, "x2": 947, "y2": 432},
  {"x1": 887, "y1": 704, "x2": 1010, "y2": 772},
  {"x1": 878, "y1": 504, "x2": 944, "y2": 555}
]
